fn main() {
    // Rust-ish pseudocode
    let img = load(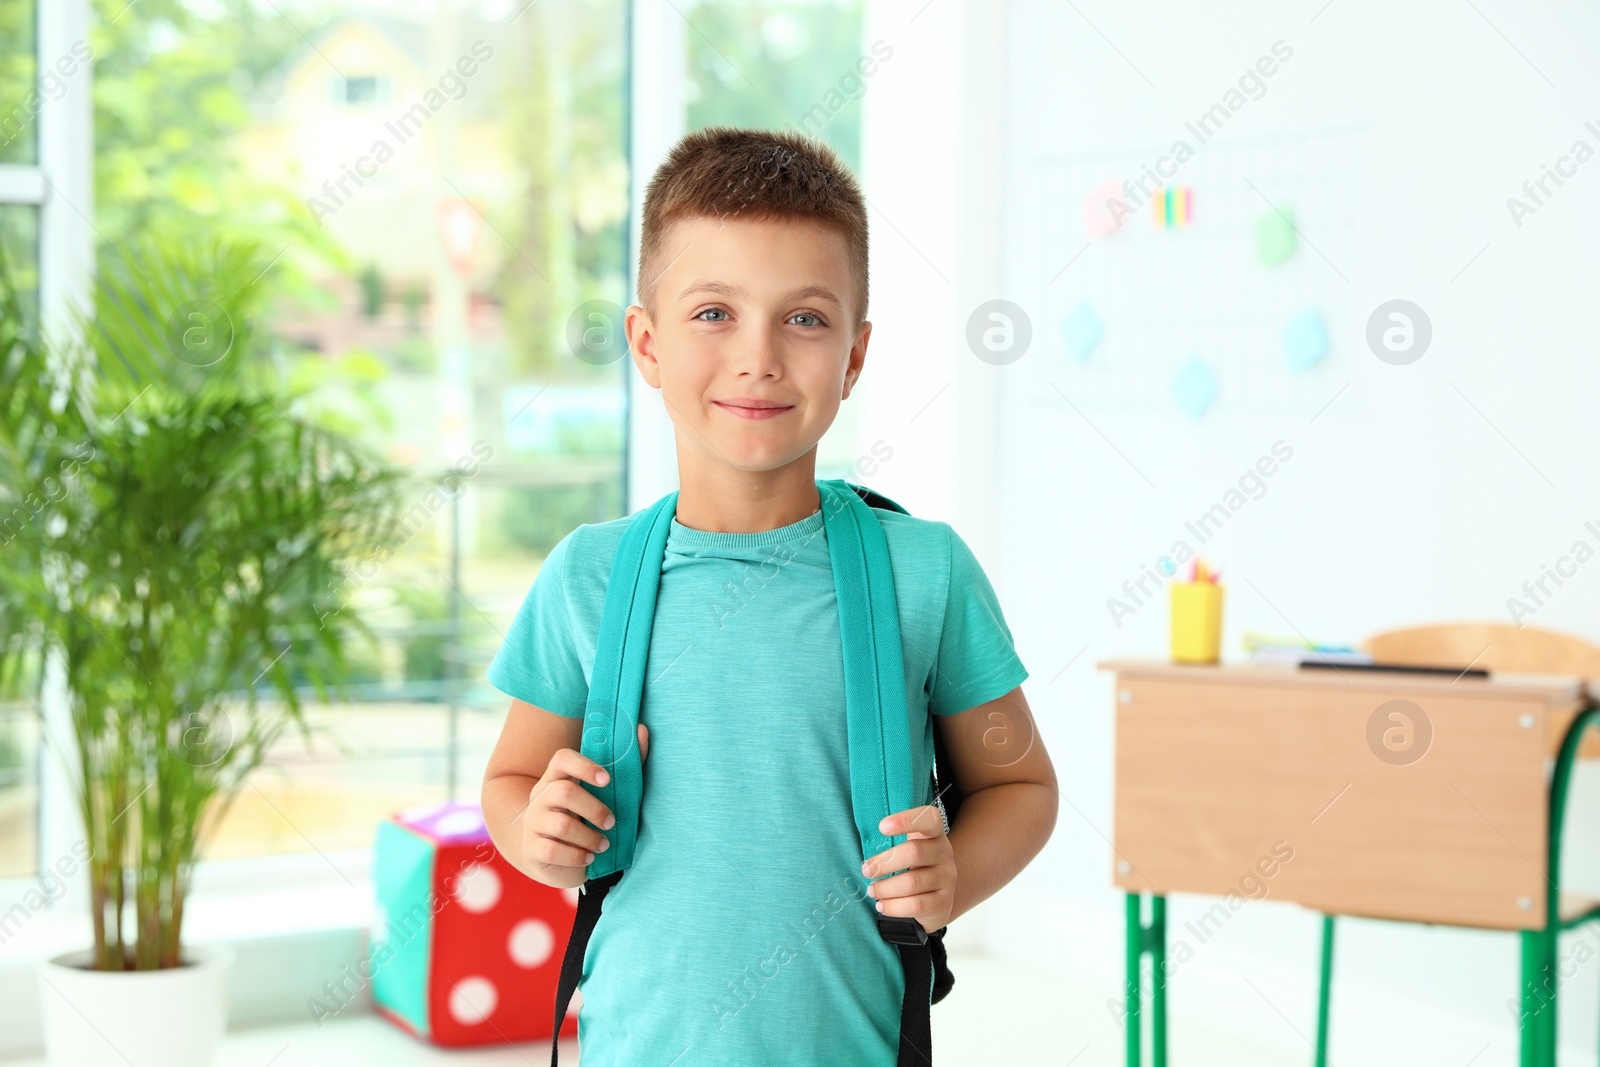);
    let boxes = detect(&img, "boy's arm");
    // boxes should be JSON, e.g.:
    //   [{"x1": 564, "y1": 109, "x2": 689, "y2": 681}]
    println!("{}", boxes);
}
[
  {"x1": 935, "y1": 684, "x2": 1057, "y2": 926},
  {"x1": 866, "y1": 684, "x2": 1056, "y2": 930}
]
